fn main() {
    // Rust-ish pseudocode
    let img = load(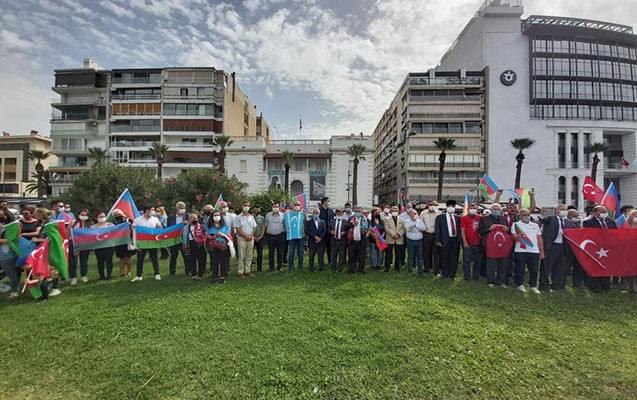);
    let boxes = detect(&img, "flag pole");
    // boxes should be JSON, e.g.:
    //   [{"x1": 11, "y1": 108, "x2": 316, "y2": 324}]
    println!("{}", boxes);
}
[
  {"x1": 21, "y1": 268, "x2": 33, "y2": 294},
  {"x1": 106, "y1": 188, "x2": 129, "y2": 220}
]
